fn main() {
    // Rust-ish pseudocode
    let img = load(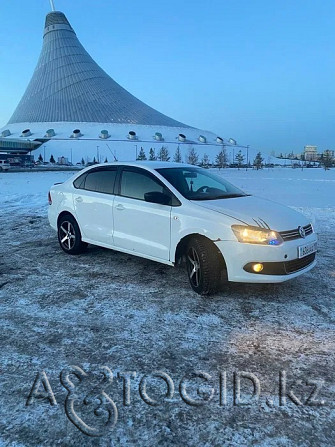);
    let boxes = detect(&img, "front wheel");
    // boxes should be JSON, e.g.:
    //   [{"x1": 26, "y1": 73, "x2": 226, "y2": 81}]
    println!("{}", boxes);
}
[
  {"x1": 186, "y1": 237, "x2": 223, "y2": 295},
  {"x1": 57, "y1": 215, "x2": 88, "y2": 255}
]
